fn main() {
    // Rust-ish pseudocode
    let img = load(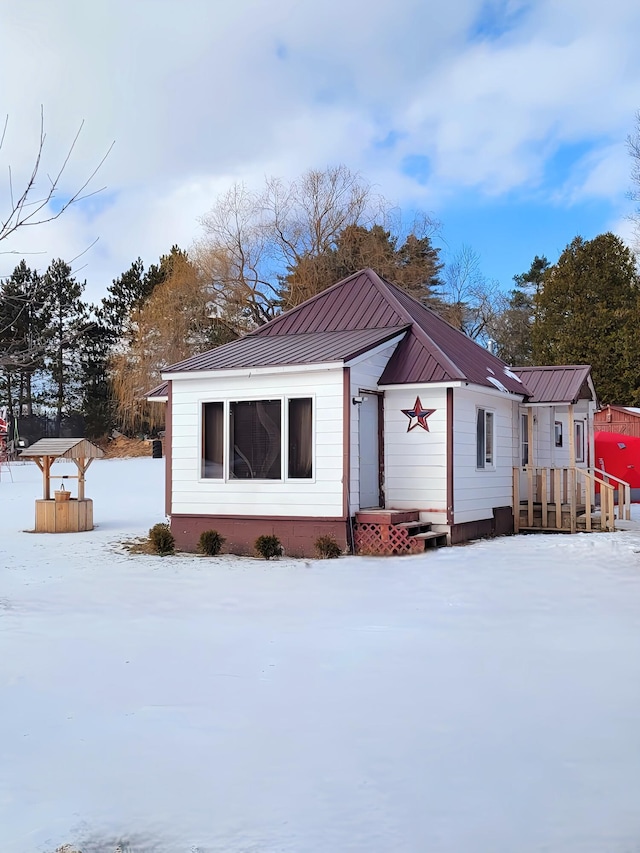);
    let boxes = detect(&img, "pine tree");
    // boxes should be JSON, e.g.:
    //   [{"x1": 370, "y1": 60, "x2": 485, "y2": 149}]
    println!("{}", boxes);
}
[
  {"x1": 41, "y1": 259, "x2": 87, "y2": 435},
  {"x1": 0, "y1": 261, "x2": 49, "y2": 418},
  {"x1": 532, "y1": 234, "x2": 640, "y2": 404},
  {"x1": 492, "y1": 255, "x2": 549, "y2": 365}
]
